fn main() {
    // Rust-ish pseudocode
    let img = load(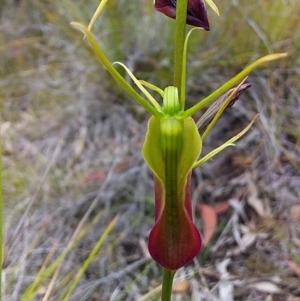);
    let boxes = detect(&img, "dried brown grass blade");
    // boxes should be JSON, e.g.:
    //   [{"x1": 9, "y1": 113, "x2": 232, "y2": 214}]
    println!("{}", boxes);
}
[{"x1": 196, "y1": 83, "x2": 252, "y2": 132}]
